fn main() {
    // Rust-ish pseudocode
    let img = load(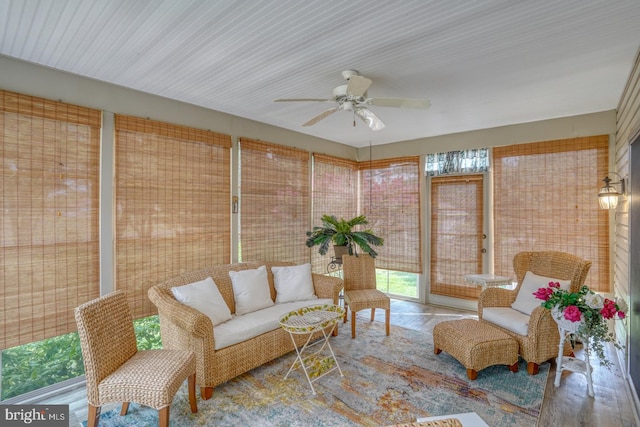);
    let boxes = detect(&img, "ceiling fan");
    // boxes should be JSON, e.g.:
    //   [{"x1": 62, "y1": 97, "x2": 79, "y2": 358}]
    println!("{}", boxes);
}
[{"x1": 274, "y1": 70, "x2": 430, "y2": 131}]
